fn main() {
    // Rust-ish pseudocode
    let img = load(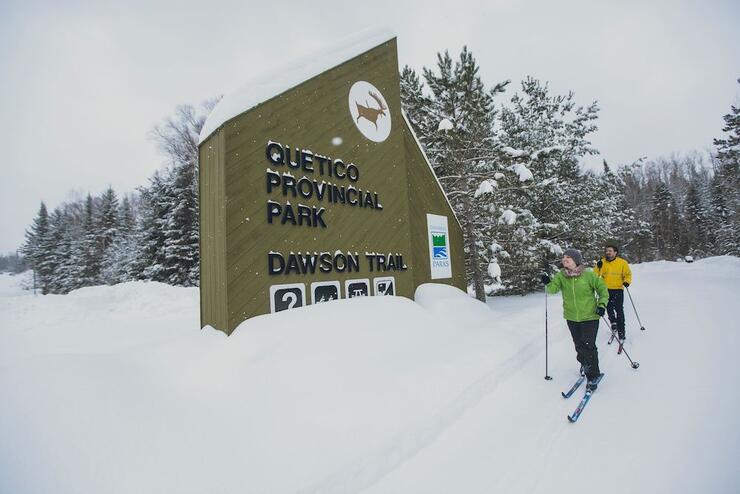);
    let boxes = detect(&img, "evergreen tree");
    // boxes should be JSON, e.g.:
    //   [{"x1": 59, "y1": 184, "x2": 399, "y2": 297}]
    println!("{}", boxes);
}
[
  {"x1": 119, "y1": 196, "x2": 136, "y2": 234},
  {"x1": 79, "y1": 194, "x2": 102, "y2": 285},
  {"x1": 710, "y1": 79, "x2": 739, "y2": 256},
  {"x1": 135, "y1": 173, "x2": 169, "y2": 282},
  {"x1": 46, "y1": 207, "x2": 81, "y2": 294},
  {"x1": 399, "y1": 65, "x2": 429, "y2": 133},
  {"x1": 162, "y1": 161, "x2": 199, "y2": 286},
  {"x1": 683, "y1": 181, "x2": 709, "y2": 256},
  {"x1": 21, "y1": 202, "x2": 51, "y2": 293},
  {"x1": 59, "y1": 208, "x2": 87, "y2": 292},
  {"x1": 708, "y1": 174, "x2": 736, "y2": 255},
  {"x1": 101, "y1": 194, "x2": 138, "y2": 284},
  {"x1": 650, "y1": 182, "x2": 682, "y2": 259},
  {"x1": 713, "y1": 79, "x2": 740, "y2": 166},
  {"x1": 410, "y1": 48, "x2": 509, "y2": 301},
  {"x1": 493, "y1": 77, "x2": 600, "y2": 291},
  {"x1": 95, "y1": 186, "x2": 122, "y2": 285},
  {"x1": 147, "y1": 99, "x2": 218, "y2": 286},
  {"x1": 97, "y1": 186, "x2": 119, "y2": 253}
]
